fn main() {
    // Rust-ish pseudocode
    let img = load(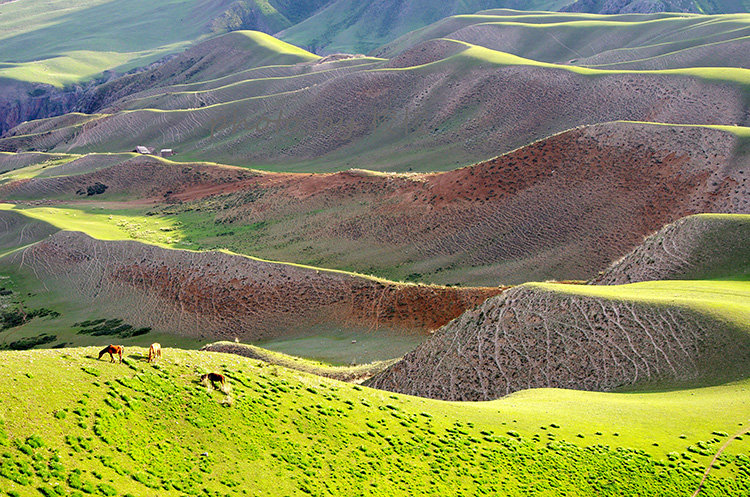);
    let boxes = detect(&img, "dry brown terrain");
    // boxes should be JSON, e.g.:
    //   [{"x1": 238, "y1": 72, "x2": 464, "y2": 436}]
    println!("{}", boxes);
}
[
  {"x1": 3, "y1": 231, "x2": 500, "y2": 340},
  {"x1": 1, "y1": 121, "x2": 746, "y2": 285},
  {"x1": 367, "y1": 283, "x2": 750, "y2": 400},
  {"x1": 592, "y1": 214, "x2": 750, "y2": 284}
]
